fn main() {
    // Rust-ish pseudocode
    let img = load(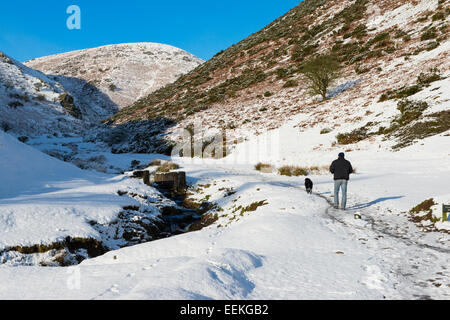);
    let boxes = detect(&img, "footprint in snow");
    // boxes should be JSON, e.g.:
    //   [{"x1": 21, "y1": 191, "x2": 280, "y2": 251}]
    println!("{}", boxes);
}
[{"x1": 109, "y1": 284, "x2": 120, "y2": 294}]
